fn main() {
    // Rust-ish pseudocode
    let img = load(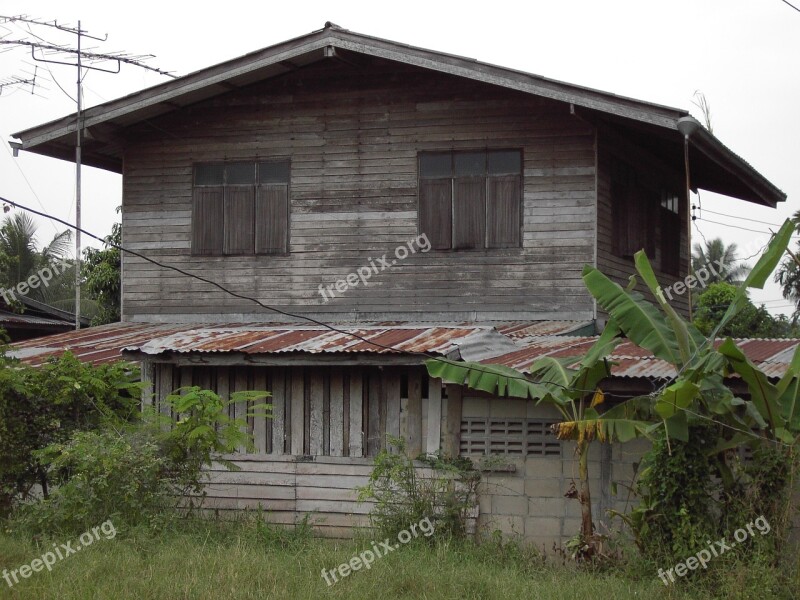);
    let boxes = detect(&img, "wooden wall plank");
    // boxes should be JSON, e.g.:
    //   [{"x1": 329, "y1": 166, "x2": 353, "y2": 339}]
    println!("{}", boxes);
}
[
  {"x1": 385, "y1": 370, "x2": 401, "y2": 452},
  {"x1": 253, "y1": 368, "x2": 268, "y2": 454},
  {"x1": 271, "y1": 367, "x2": 286, "y2": 455},
  {"x1": 309, "y1": 370, "x2": 324, "y2": 455},
  {"x1": 329, "y1": 369, "x2": 344, "y2": 457},
  {"x1": 349, "y1": 369, "x2": 363, "y2": 457},
  {"x1": 367, "y1": 371, "x2": 381, "y2": 456},
  {"x1": 233, "y1": 367, "x2": 250, "y2": 453},
  {"x1": 290, "y1": 367, "x2": 305, "y2": 456},
  {"x1": 406, "y1": 368, "x2": 422, "y2": 457},
  {"x1": 426, "y1": 376, "x2": 442, "y2": 454},
  {"x1": 444, "y1": 383, "x2": 462, "y2": 458}
]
